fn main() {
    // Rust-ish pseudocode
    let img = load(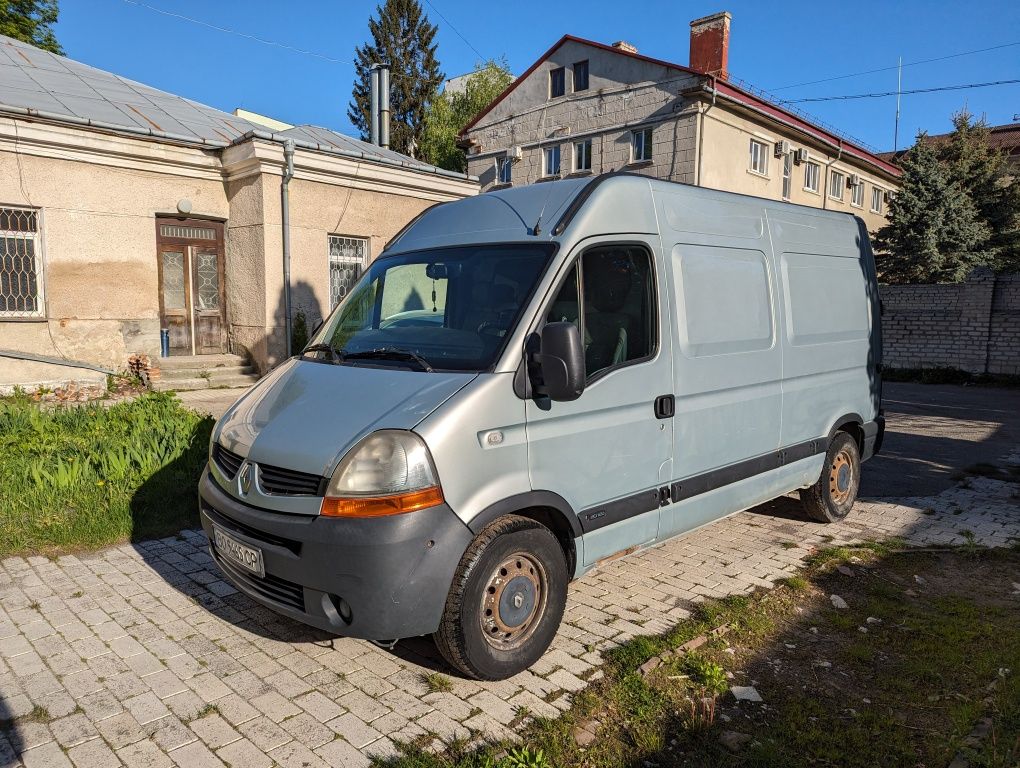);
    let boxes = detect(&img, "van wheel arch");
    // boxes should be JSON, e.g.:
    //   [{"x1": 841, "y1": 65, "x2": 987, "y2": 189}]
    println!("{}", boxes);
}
[
  {"x1": 828, "y1": 413, "x2": 865, "y2": 452},
  {"x1": 468, "y1": 492, "x2": 579, "y2": 576}
]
